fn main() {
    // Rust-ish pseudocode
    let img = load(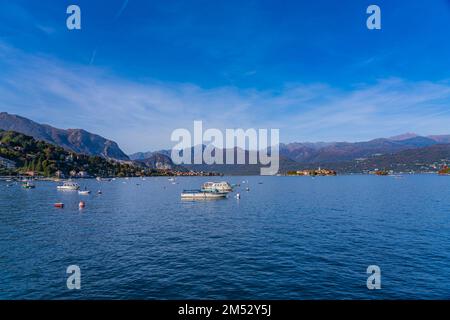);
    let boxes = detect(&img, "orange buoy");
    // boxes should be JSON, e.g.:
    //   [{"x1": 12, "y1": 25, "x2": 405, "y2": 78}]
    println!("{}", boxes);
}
[{"x1": 54, "y1": 203, "x2": 64, "y2": 208}]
